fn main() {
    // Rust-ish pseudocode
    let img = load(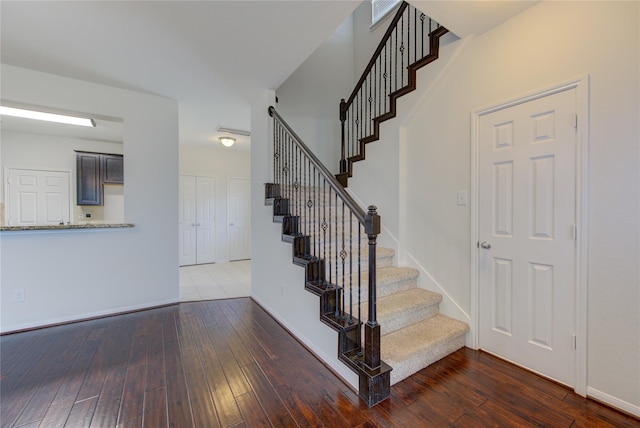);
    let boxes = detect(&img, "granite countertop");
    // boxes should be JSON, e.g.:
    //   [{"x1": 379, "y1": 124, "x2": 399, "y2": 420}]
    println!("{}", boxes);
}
[{"x1": 0, "y1": 223, "x2": 135, "y2": 232}]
